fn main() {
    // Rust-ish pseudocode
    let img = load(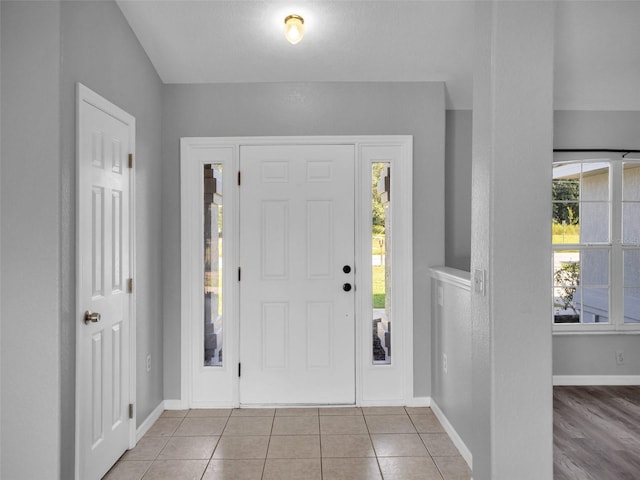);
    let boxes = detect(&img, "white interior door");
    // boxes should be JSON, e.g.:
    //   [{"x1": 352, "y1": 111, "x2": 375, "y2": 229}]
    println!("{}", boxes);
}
[
  {"x1": 240, "y1": 144, "x2": 355, "y2": 404},
  {"x1": 77, "y1": 85, "x2": 134, "y2": 480}
]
